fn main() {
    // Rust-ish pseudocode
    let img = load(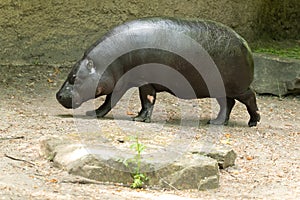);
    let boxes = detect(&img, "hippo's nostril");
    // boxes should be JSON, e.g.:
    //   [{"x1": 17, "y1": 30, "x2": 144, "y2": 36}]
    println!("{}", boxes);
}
[
  {"x1": 56, "y1": 92, "x2": 74, "y2": 109},
  {"x1": 56, "y1": 92, "x2": 63, "y2": 101}
]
